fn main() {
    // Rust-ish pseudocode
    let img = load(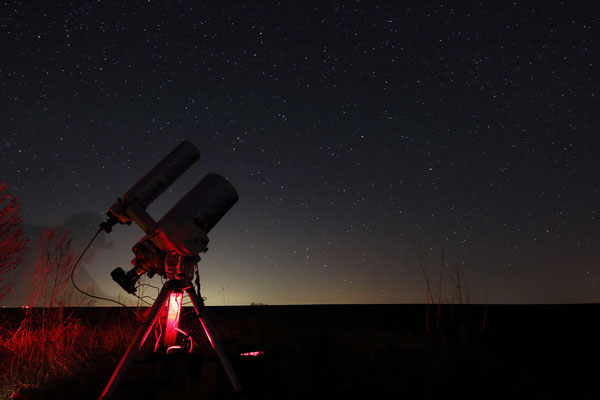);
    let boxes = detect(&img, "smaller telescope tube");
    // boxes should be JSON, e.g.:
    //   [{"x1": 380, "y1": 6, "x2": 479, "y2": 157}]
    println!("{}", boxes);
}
[
  {"x1": 157, "y1": 173, "x2": 239, "y2": 234},
  {"x1": 122, "y1": 140, "x2": 200, "y2": 209}
]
